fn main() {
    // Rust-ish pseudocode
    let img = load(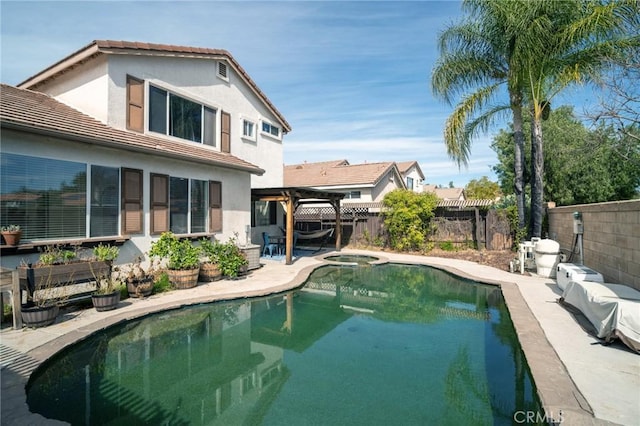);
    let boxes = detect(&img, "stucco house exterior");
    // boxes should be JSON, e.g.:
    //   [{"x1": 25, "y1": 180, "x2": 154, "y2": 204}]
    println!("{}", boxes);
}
[
  {"x1": 284, "y1": 160, "x2": 405, "y2": 203},
  {"x1": 396, "y1": 161, "x2": 425, "y2": 193},
  {"x1": 0, "y1": 40, "x2": 290, "y2": 266}
]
